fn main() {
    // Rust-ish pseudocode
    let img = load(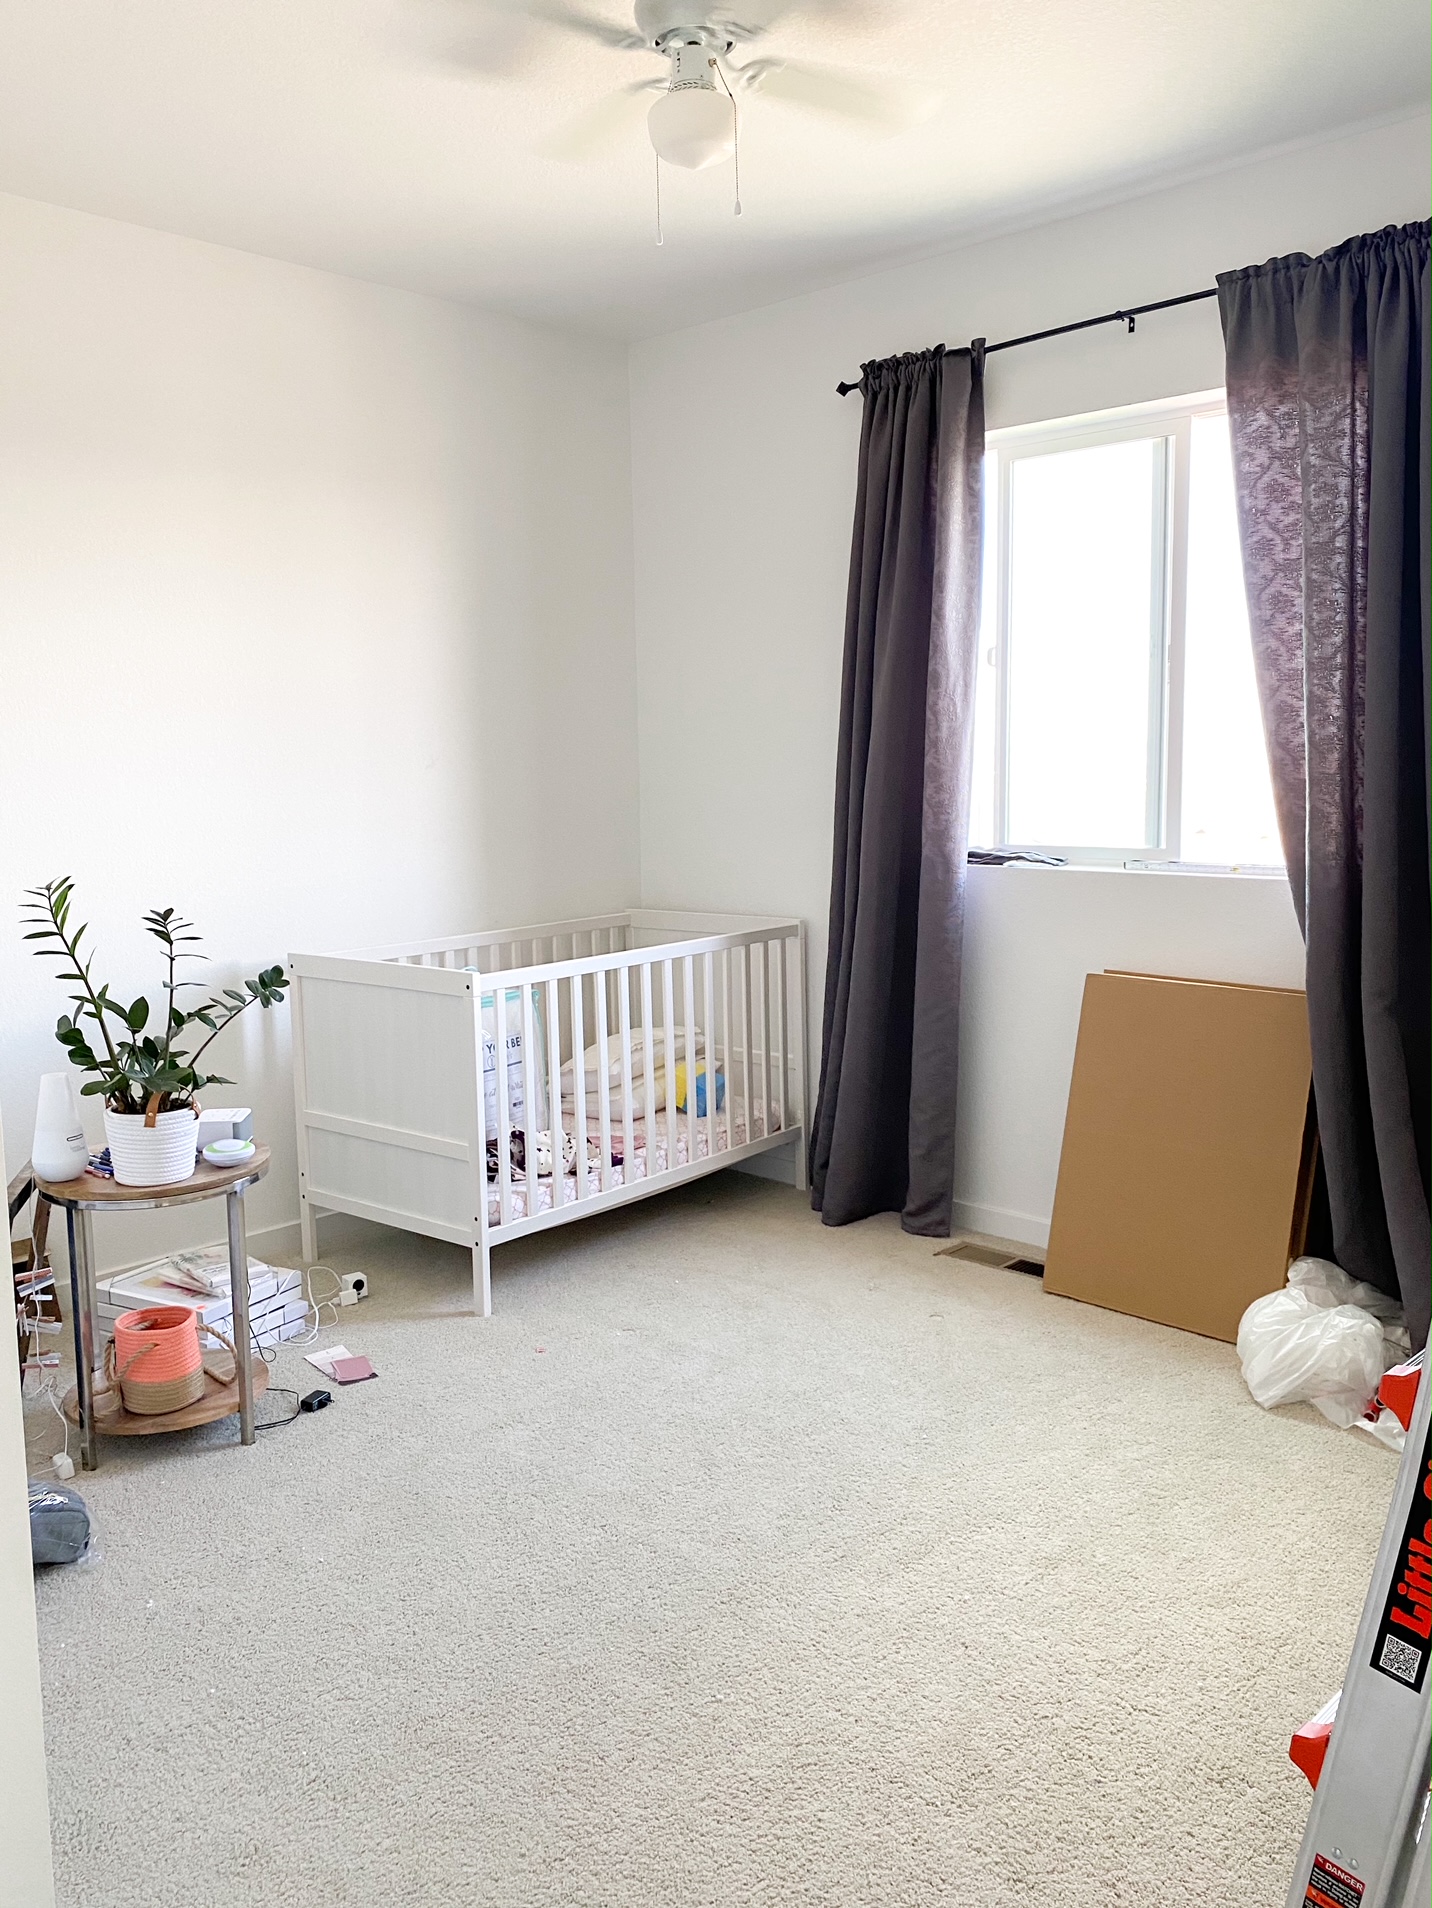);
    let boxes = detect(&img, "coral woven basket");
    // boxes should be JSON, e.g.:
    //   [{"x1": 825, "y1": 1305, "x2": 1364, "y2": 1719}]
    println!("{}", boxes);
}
[{"x1": 108, "y1": 1306, "x2": 206, "y2": 1415}]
